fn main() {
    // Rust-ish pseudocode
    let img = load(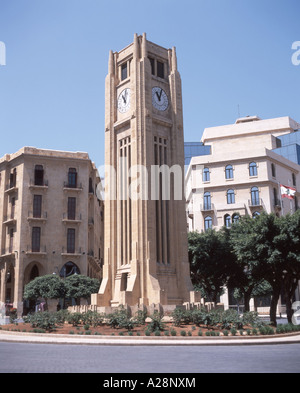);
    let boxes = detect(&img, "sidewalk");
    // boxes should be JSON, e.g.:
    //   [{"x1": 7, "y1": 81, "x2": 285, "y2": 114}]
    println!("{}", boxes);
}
[{"x1": 1, "y1": 329, "x2": 300, "y2": 346}]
